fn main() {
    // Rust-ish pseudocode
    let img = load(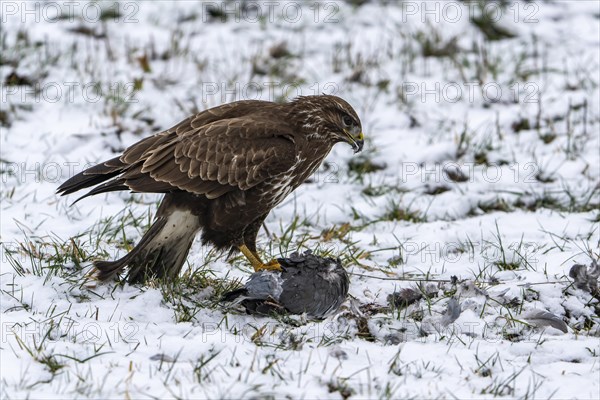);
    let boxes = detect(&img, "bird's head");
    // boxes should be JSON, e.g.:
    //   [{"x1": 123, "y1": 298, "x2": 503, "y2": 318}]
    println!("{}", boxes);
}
[{"x1": 290, "y1": 95, "x2": 364, "y2": 153}]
